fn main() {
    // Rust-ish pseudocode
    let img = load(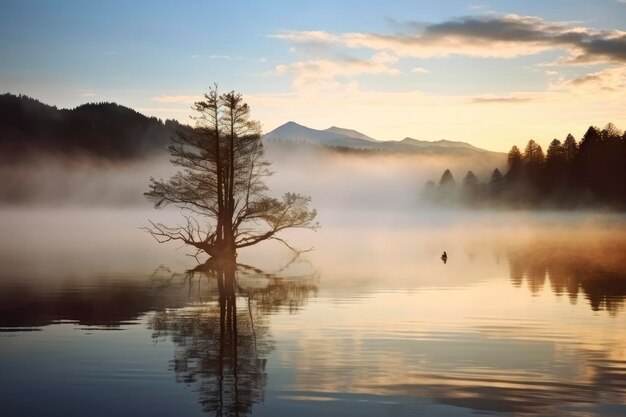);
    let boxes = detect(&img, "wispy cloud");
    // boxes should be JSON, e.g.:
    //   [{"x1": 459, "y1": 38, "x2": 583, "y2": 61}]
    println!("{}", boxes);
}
[
  {"x1": 271, "y1": 30, "x2": 340, "y2": 45},
  {"x1": 274, "y1": 14, "x2": 626, "y2": 64},
  {"x1": 471, "y1": 95, "x2": 532, "y2": 104},
  {"x1": 551, "y1": 67, "x2": 626, "y2": 92},
  {"x1": 80, "y1": 93, "x2": 96, "y2": 98},
  {"x1": 468, "y1": 4, "x2": 489, "y2": 11},
  {"x1": 208, "y1": 54, "x2": 244, "y2": 60},
  {"x1": 411, "y1": 67, "x2": 429, "y2": 74},
  {"x1": 273, "y1": 53, "x2": 401, "y2": 91}
]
